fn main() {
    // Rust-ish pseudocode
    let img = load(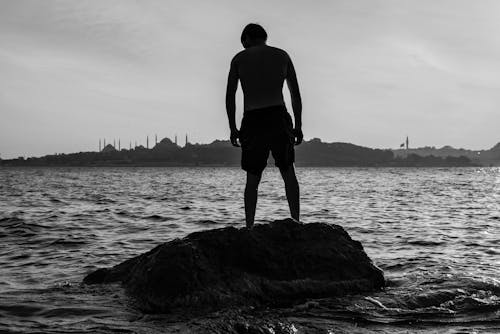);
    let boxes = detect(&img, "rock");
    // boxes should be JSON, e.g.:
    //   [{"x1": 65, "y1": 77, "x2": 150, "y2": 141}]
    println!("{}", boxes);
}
[{"x1": 84, "y1": 218, "x2": 384, "y2": 313}]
